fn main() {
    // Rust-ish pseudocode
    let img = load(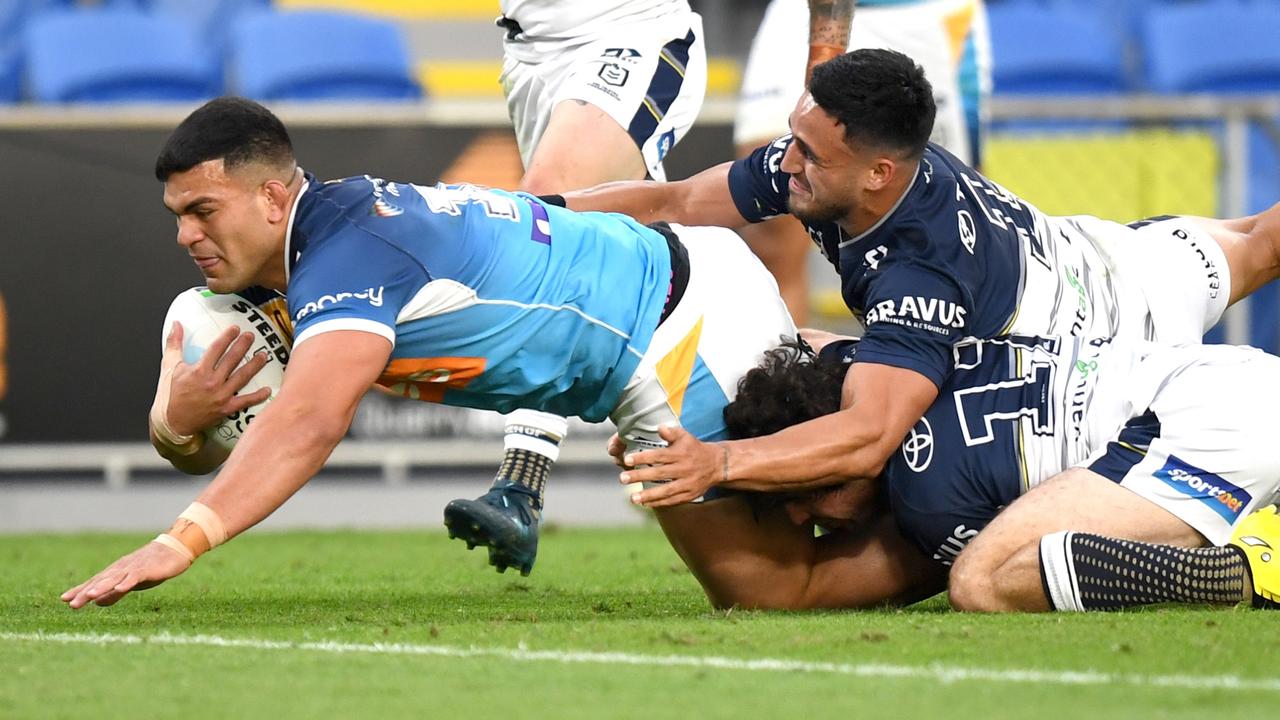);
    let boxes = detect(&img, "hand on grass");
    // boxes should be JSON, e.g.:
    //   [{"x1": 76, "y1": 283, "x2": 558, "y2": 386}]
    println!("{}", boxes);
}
[{"x1": 61, "y1": 541, "x2": 192, "y2": 609}]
